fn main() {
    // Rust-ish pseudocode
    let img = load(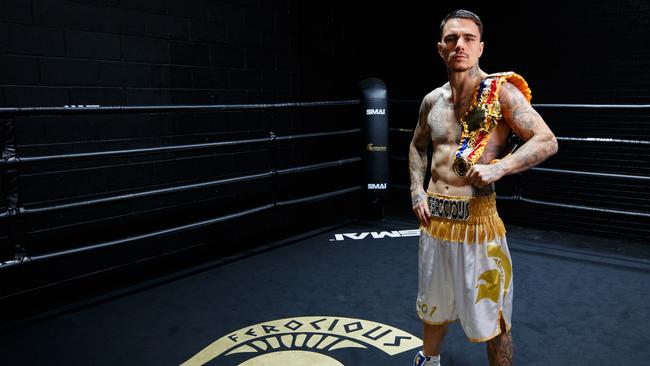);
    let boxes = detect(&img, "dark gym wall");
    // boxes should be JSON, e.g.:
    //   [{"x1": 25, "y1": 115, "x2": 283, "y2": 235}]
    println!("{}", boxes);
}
[
  {"x1": 350, "y1": 1, "x2": 650, "y2": 103},
  {"x1": 0, "y1": 0, "x2": 301, "y2": 105},
  {"x1": 0, "y1": 0, "x2": 374, "y2": 105},
  {"x1": 2, "y1": 1, "x2": 648, "y2": 104}
]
